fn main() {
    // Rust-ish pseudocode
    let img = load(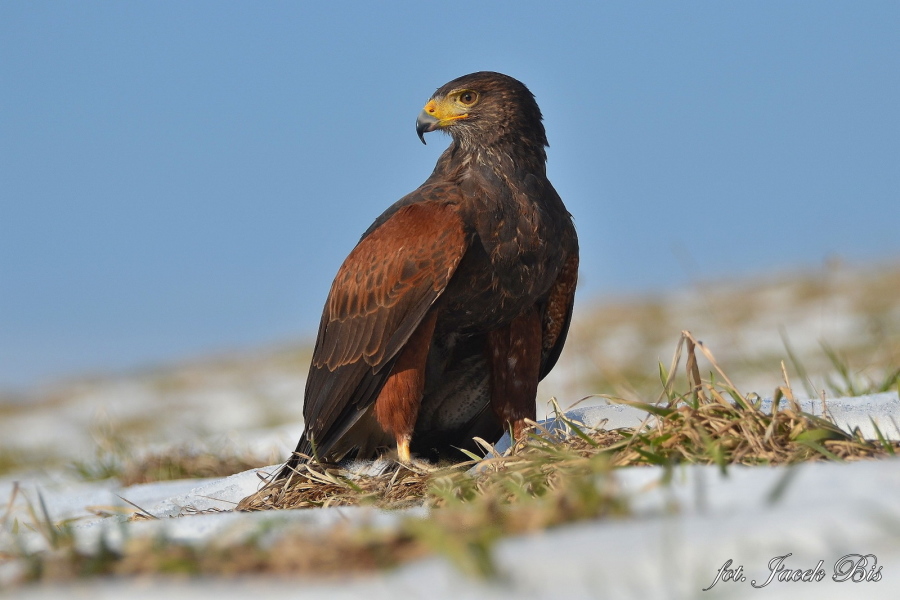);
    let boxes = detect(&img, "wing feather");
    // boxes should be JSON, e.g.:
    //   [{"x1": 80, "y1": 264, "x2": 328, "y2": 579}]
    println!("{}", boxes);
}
[
  {"x1": 540, "y1": 253, "x2": 579, "y2": 379},
  {"x1": 294, "y1": 195, "x2": 469, "y2": 462}
]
